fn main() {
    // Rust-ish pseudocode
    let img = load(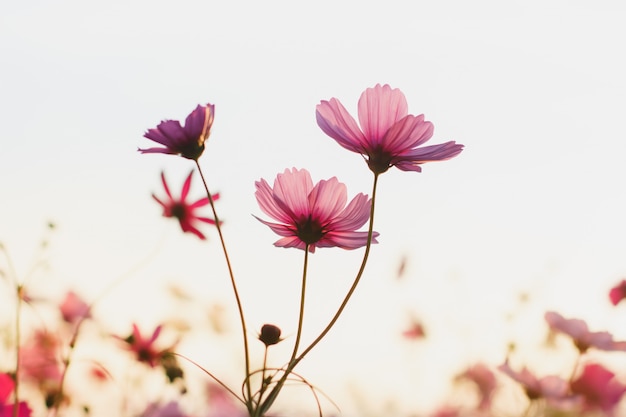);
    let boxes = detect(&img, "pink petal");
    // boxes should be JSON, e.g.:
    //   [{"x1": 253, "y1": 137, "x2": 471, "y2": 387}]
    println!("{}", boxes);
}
[
  {"x1": 308, "y1": 177, "x2": 347, "y2": 223},
  {"x1": 316, "y1": 99, "x2": 368, "y2": 152},
  {"x1": 358, "y1": 84, "x2": 408, "y2": 143}
]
